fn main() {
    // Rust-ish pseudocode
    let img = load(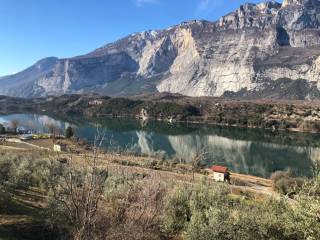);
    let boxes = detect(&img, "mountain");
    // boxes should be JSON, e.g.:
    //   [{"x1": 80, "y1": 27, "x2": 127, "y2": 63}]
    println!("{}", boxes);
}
[{"x1": 2, "y1": 0, "x2": 320, "y2": 99}]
